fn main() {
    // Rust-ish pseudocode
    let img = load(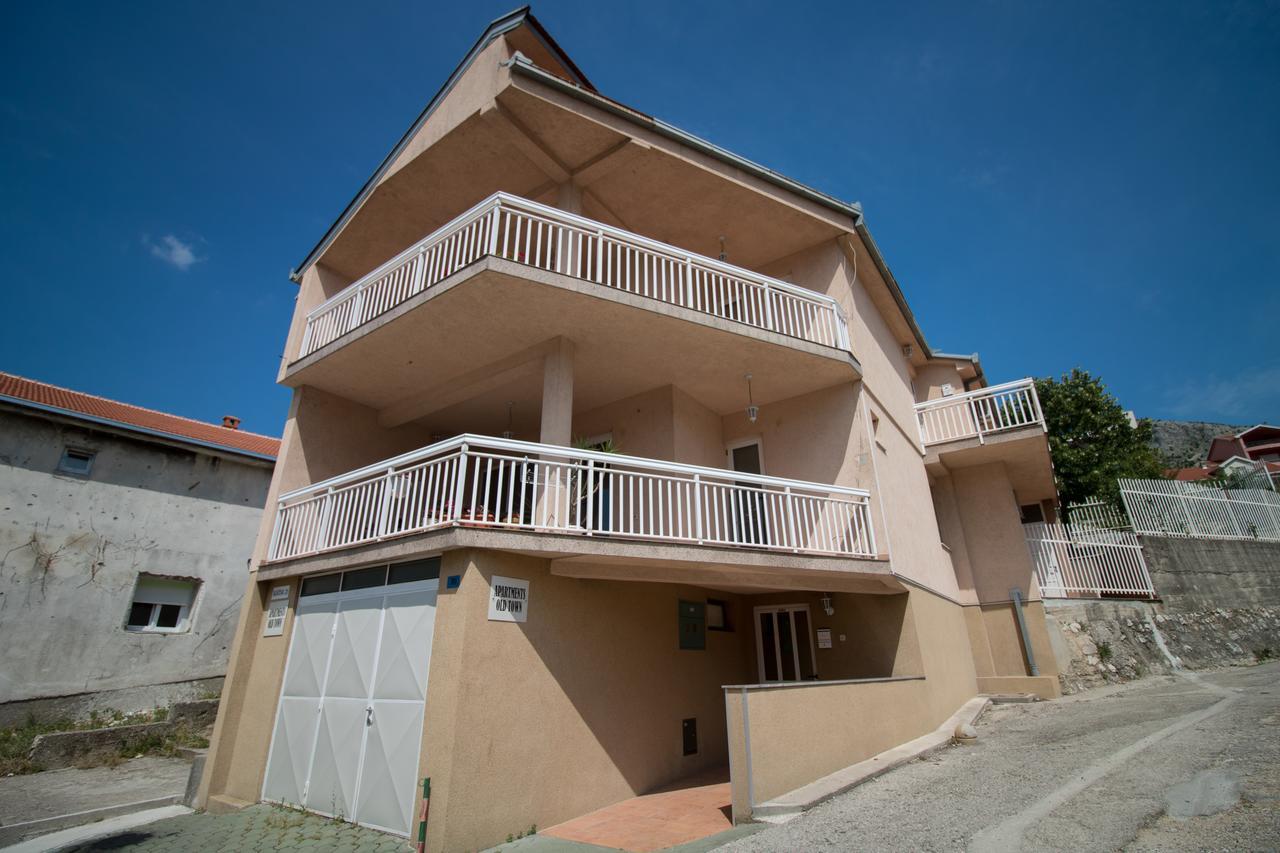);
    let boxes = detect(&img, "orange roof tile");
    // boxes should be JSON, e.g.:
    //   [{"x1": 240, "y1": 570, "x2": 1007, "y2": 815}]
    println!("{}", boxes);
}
[{"x1": 0, "y1": 371, "x2": 280, "y2": 459}]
